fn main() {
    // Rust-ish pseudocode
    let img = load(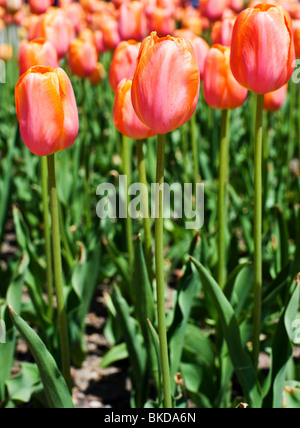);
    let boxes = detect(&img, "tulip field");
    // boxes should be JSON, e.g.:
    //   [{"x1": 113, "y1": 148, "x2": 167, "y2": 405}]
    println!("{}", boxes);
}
[{"x1": 0, "y1": 0, "x2": 300, "y2": 411}]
